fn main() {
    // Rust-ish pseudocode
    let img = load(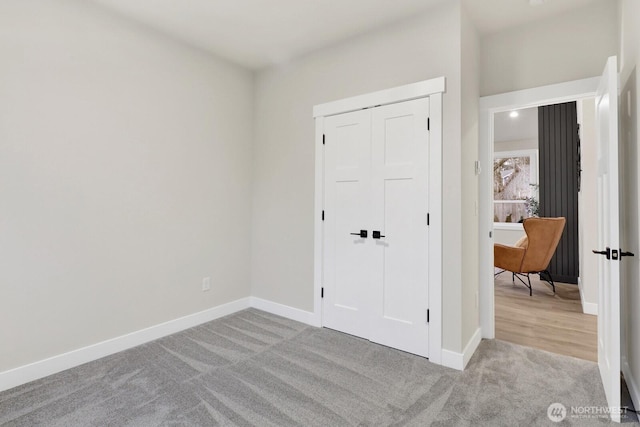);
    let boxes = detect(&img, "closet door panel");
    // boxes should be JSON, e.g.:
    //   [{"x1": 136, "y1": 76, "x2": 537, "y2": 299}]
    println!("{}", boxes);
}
[
  {"x1": 322, "y1": 110, "x2": 373, "y2": 338},
  {"x1": 369, "y1": 98, "x2": 430, "y2": 357}
]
